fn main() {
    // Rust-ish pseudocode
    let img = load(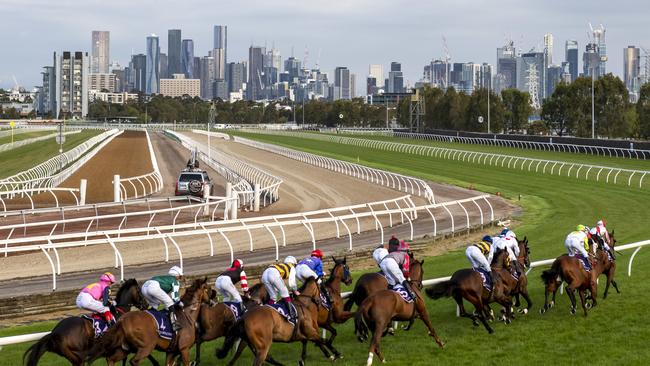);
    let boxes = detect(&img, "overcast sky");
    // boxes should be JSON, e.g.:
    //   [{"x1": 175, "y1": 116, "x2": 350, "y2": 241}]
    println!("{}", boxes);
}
[{"x1": 0, "y1": 0, "x2": 648, "y2": 91}]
